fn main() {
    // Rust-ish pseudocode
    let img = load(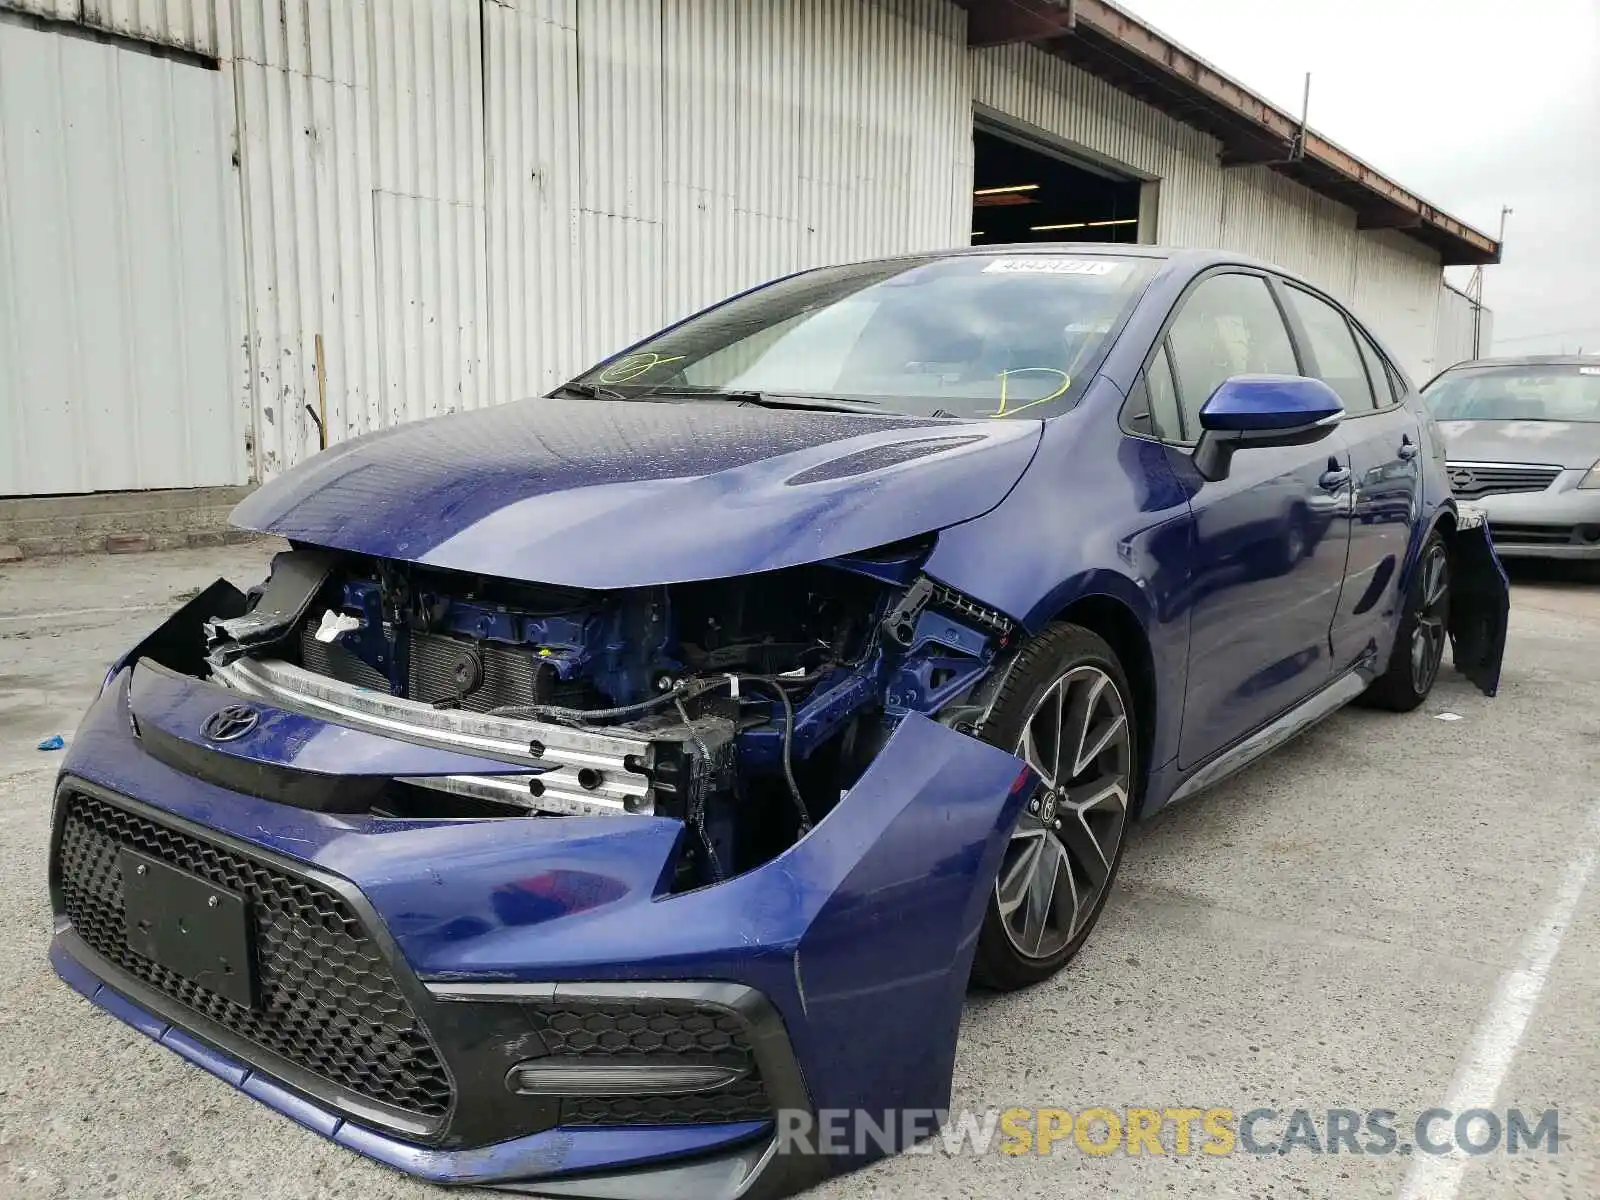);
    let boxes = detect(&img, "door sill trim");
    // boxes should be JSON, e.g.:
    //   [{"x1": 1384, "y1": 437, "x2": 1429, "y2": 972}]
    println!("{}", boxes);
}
[{"x1": 1167, "y1": 669, "x2": 1367, "y2": 806}]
